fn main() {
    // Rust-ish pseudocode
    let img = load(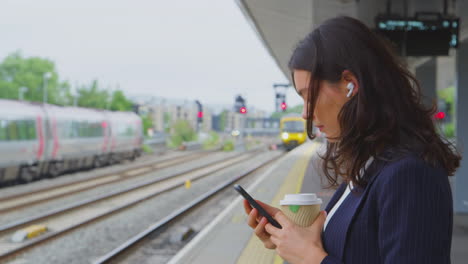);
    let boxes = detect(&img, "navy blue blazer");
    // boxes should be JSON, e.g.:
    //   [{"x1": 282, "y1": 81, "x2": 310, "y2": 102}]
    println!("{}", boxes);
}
[{"x1": 321, "y1": 152, "x2": 453, "y2": 264}]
